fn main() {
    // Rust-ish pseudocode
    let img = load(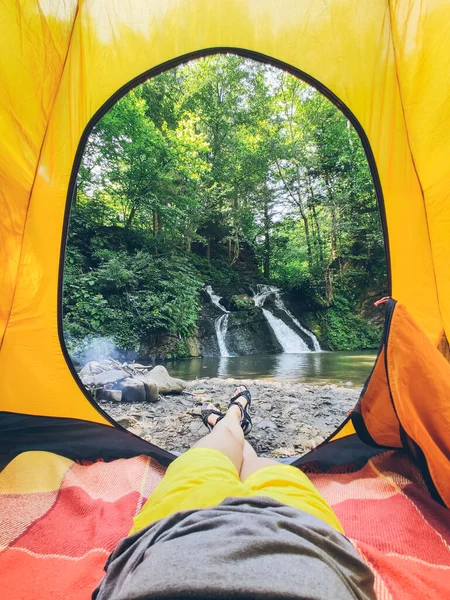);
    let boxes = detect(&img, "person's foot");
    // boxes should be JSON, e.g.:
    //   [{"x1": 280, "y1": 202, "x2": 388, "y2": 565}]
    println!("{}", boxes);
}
[
  {"x1": 201, "y1": 402, "x2": 224, "y2": 432},
  {"x1": 228, "y1": 385, "x2": 252, "y2": 434}
]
